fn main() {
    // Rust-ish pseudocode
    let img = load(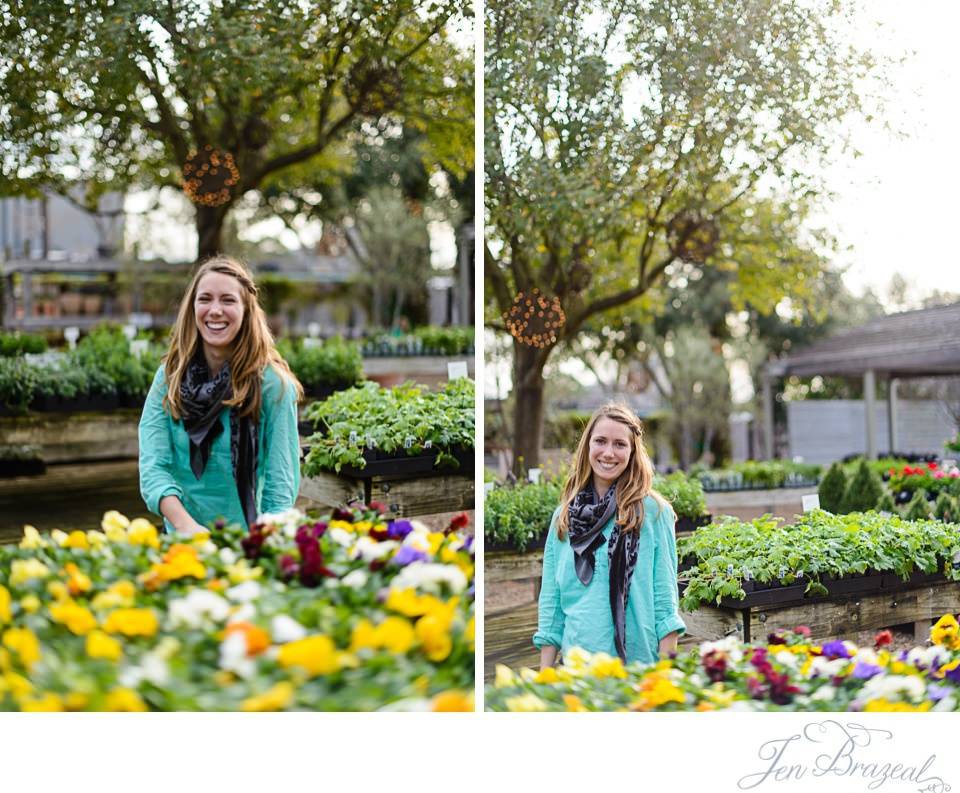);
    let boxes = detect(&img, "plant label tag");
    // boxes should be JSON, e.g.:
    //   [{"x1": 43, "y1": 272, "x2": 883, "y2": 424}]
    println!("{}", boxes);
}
[
  {"x1": 484, "y1": 482, "x2": 495, "y2": 494},
  {"x1": 403, "y1": 436, "x2": 414, "y2": 449},
  {"x1": 366, "y1": 435, "x2": 376, "y2": 449},
  {"x1": 303, "y1": 337, "x2": 321, "y2": 349},
  {"x1": 349, "y1": 431, "x2": 358, "y2": 445},
  {"x1": 447, "y1": 361, "x2": 468, "y2": 380},
  {"x1": 802, "y1": 494, "x2": 820, "y2": 512},
  {"x1": 528, "y1": 468, "x2": 542, "y2": 484},
  {"x1": 424, "y1": 440, "x2": 433, "y2": 449},
  {"x1": 130, "y1": 339, "x2": 149, "y2": 360}
]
